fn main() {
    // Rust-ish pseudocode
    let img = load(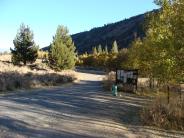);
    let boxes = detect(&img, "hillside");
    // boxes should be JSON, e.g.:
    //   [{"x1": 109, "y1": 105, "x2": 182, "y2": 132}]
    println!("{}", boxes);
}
[
  {"x1": 42, "y1": 11, "x2": 155, "y2": 54},
  {"x1": 72, "y1": 13, "x2": 146, "y2": 54}
]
